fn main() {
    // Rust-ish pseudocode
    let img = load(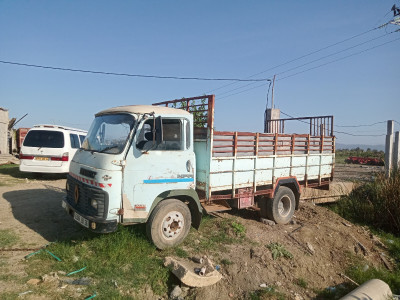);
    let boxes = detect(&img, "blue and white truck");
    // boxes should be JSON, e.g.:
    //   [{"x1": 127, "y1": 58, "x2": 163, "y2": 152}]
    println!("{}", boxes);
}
[{"x1": 62, "y1": 95, "x2": 335, "y2": 249}]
